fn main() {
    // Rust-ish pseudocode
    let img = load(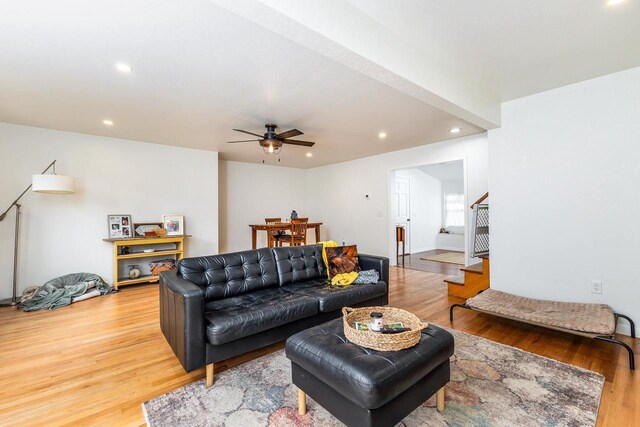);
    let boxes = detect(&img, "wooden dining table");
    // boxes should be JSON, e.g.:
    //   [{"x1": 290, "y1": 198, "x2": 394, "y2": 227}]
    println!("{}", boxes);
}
[{"x1": 249, "y1": 222, "x2": 323, "y2": 249}]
